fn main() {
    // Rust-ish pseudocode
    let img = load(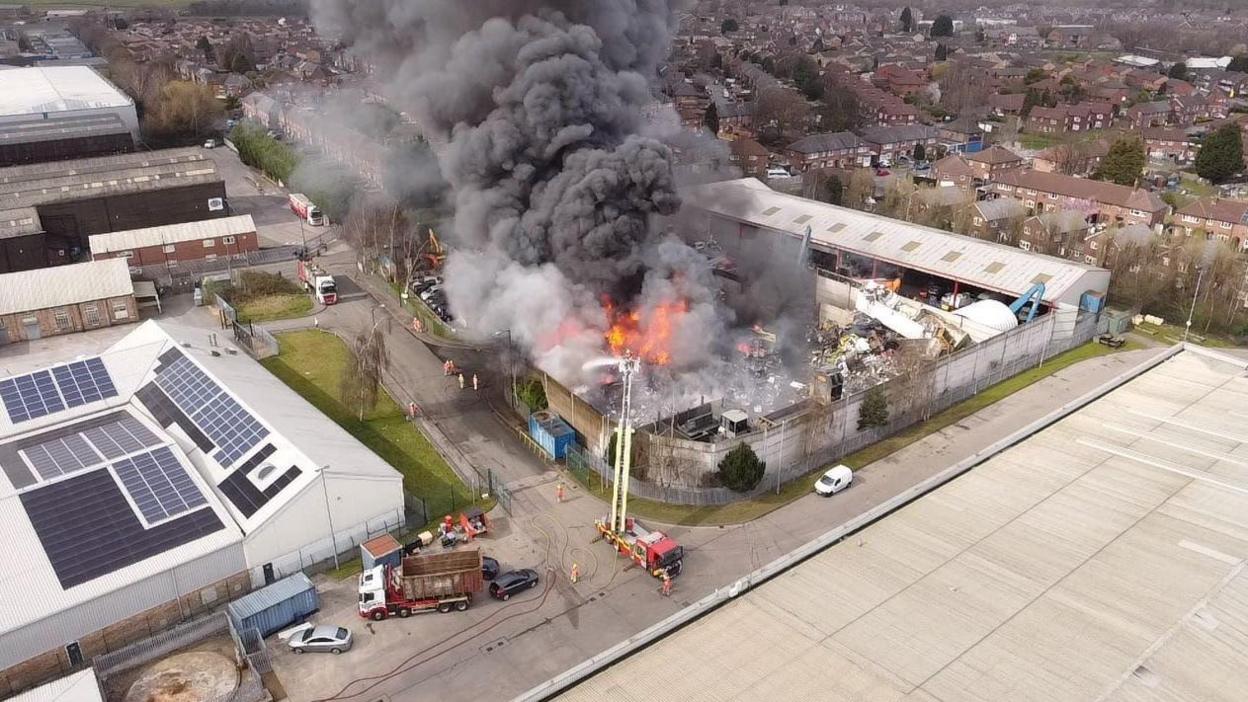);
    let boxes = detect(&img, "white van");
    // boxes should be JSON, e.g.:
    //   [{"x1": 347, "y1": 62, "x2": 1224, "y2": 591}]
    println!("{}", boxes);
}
[{"x1": 814, "y1": 464, "x2": 854, "y2": 496}]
